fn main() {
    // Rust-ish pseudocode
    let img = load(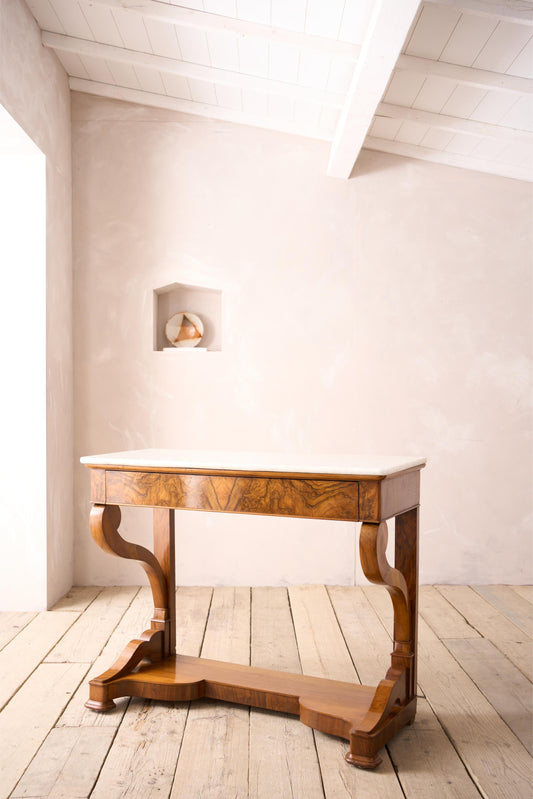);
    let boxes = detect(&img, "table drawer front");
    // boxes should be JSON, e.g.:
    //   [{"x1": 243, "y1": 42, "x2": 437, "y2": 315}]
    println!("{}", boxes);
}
[{"x1": 103, "y1": 471, "x2": 359, "y2": 521}]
